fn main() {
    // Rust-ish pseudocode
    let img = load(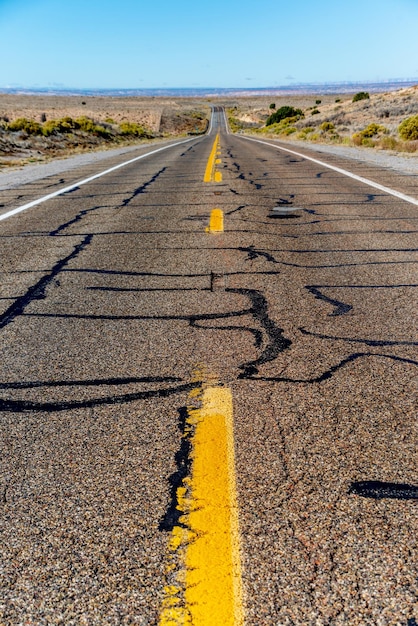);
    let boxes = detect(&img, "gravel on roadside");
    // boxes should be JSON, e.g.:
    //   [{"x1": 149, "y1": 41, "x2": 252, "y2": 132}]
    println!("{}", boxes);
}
[
  {"x1": 269, "y1": 138, "x2": 418, "y2": 176},
  {"x1": 1, "y1": 136, "x2": 417, "y2": 194},
  {"x1": 0, "y1": 142, "x2": 160, "y2": 191}
]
